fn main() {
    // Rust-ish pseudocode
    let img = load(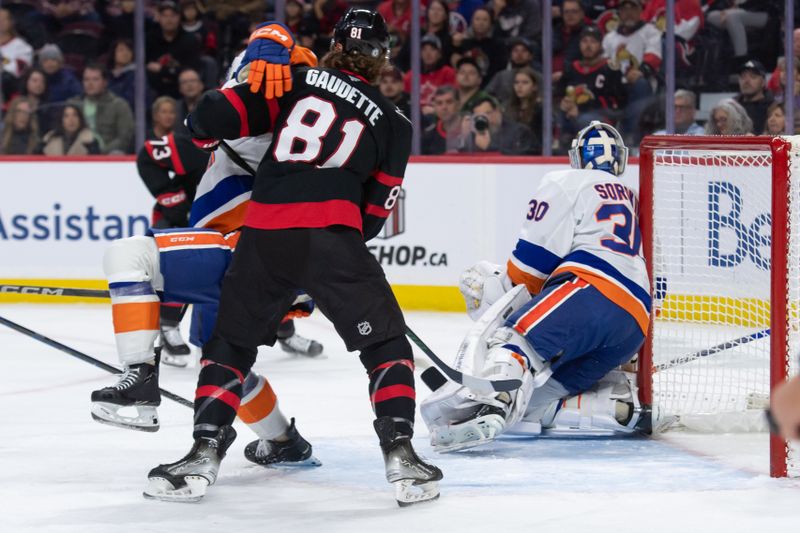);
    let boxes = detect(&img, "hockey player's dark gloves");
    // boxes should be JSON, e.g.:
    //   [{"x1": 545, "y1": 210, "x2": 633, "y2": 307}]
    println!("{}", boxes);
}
[
  {"x1": 184, "y1": 116, "x2": 220, "y2": 152},
  {"x1": 244, "y1": 22, "x2": 294, "y2": 100}
]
